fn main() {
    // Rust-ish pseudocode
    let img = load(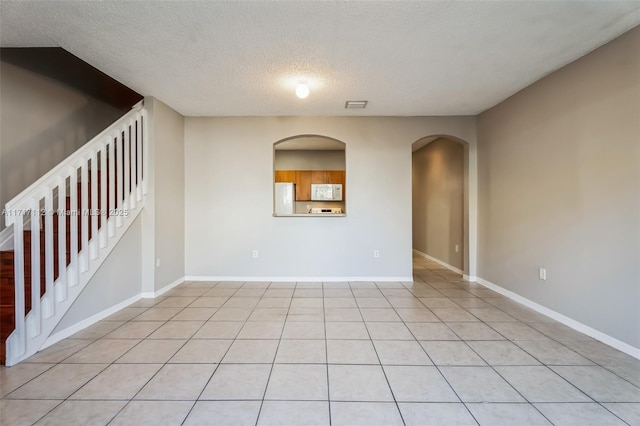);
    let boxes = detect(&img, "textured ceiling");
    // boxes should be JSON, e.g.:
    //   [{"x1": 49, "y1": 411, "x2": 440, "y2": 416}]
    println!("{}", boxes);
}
[{"x1": 1, "y1": 1, "x2": 639, "y2": 117}]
